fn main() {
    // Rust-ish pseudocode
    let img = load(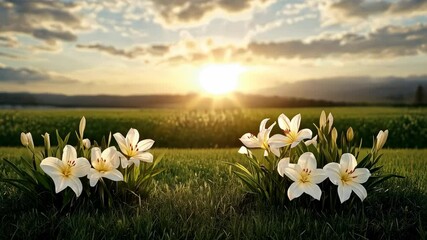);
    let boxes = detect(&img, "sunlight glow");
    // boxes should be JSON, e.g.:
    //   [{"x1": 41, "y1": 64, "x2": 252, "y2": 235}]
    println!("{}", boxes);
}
[{"x1": 198, "y1": 64, "x2": 245, "y2": 95}]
